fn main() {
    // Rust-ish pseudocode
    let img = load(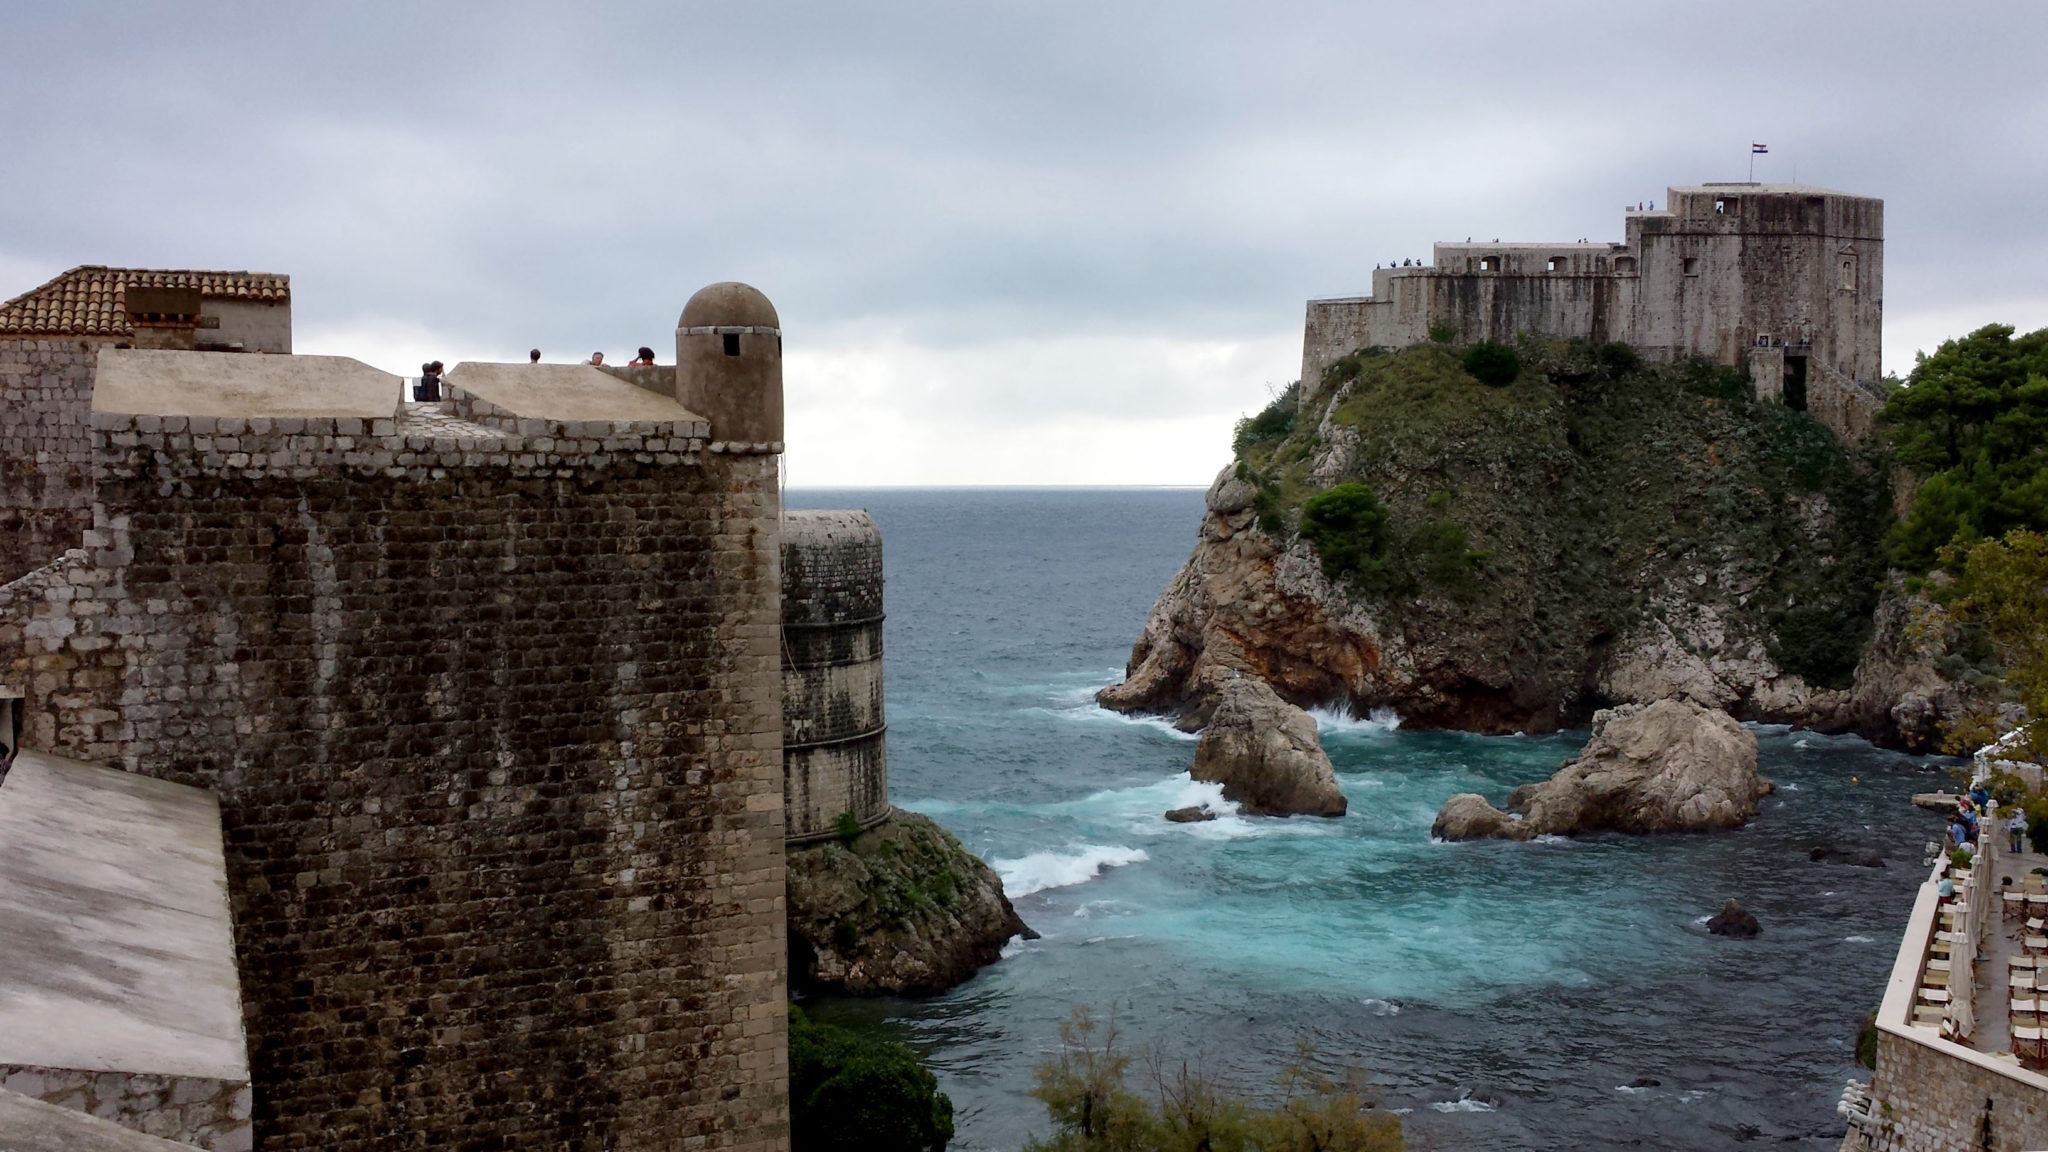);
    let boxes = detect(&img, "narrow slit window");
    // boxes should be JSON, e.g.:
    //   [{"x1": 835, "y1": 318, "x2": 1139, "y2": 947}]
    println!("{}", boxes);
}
[
  {"x1": 722, "y1": 333, "x2": 741, "y2": 356},
  {"x1": 1683, "y1": 257, "x2": 1699, "y2": 276}
]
